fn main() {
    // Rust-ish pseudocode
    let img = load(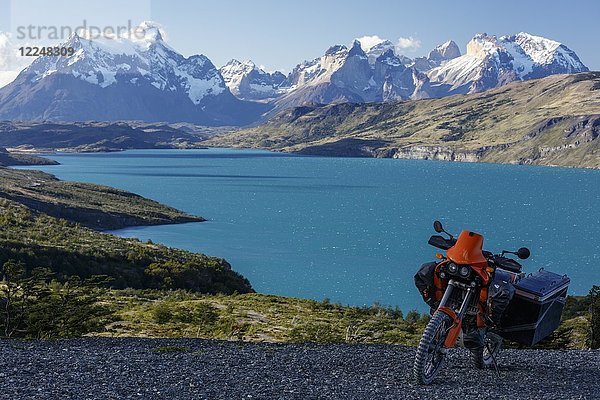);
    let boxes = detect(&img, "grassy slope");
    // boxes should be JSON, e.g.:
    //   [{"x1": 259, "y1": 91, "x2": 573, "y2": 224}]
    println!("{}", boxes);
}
[
  {"x1": 0, "y1": 168, "x2": 202, "y2": 230},
  {"x1": 207, "y1": 73, "x2": 600, "y2": 168},
  {"x1": 0, "y1": 194, "x2": 252, "y2": 294},
  {"x1": 100, "y1": 290, "x2": 428, "y2": 345},
  {"x1": 94, "y1": 290, "x2": 591, "y2": 349}
]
